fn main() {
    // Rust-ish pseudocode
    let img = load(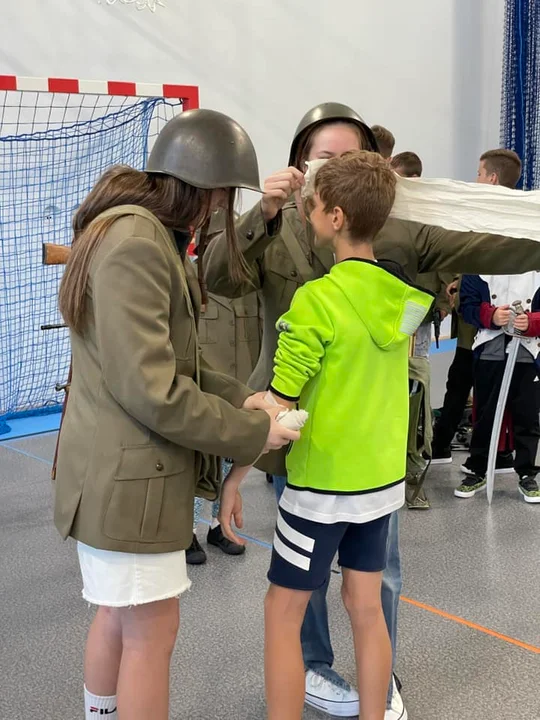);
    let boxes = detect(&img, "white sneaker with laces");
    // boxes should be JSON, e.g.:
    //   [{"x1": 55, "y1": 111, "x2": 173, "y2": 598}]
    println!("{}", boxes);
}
[
  {"x1": 304, "y1": 670, "x2": 359, "y2": 717},
  {"x1": 385, "y1": 677, "x2": 408, "y2": 720}
]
